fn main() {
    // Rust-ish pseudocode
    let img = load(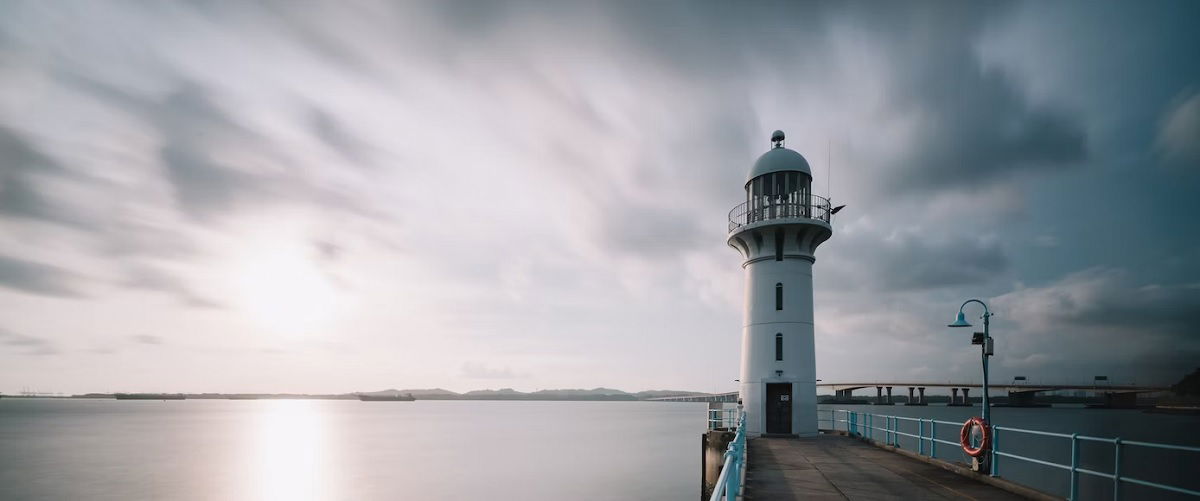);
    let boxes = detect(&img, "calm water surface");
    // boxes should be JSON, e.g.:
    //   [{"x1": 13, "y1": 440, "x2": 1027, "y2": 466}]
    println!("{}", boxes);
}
[
  {"x1": 4, "y1": 399, "x2": 1198, "y2": 500},
  {"x1": 0, "y1": 399, "x2": 706, "y2": 501}
]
